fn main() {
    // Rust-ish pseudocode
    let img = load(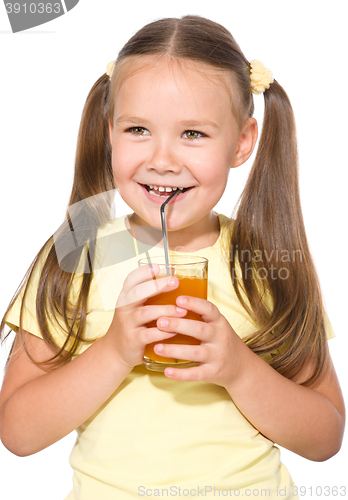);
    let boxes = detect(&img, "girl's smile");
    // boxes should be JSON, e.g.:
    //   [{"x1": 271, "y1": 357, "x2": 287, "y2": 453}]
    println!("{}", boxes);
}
[
  {"x1": 109, "y1": 56, "x2": 256, "y2": 250},
  {"x1": 140, "y1": 183, "x2": 192, "y2": 204}
]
